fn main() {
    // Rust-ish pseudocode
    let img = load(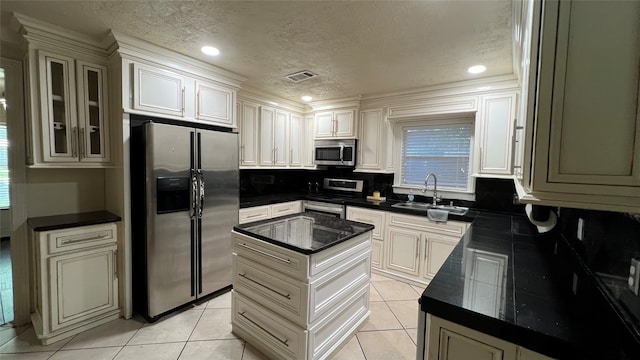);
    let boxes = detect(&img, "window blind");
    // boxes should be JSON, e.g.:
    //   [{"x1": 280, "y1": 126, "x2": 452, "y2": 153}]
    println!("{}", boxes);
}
[
  {"x1": 401, "y1": 123, "x2": 472, "y2": 191},
  {"x1": 0, "y1": 124, "x2": 8, "y2": 208}
]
